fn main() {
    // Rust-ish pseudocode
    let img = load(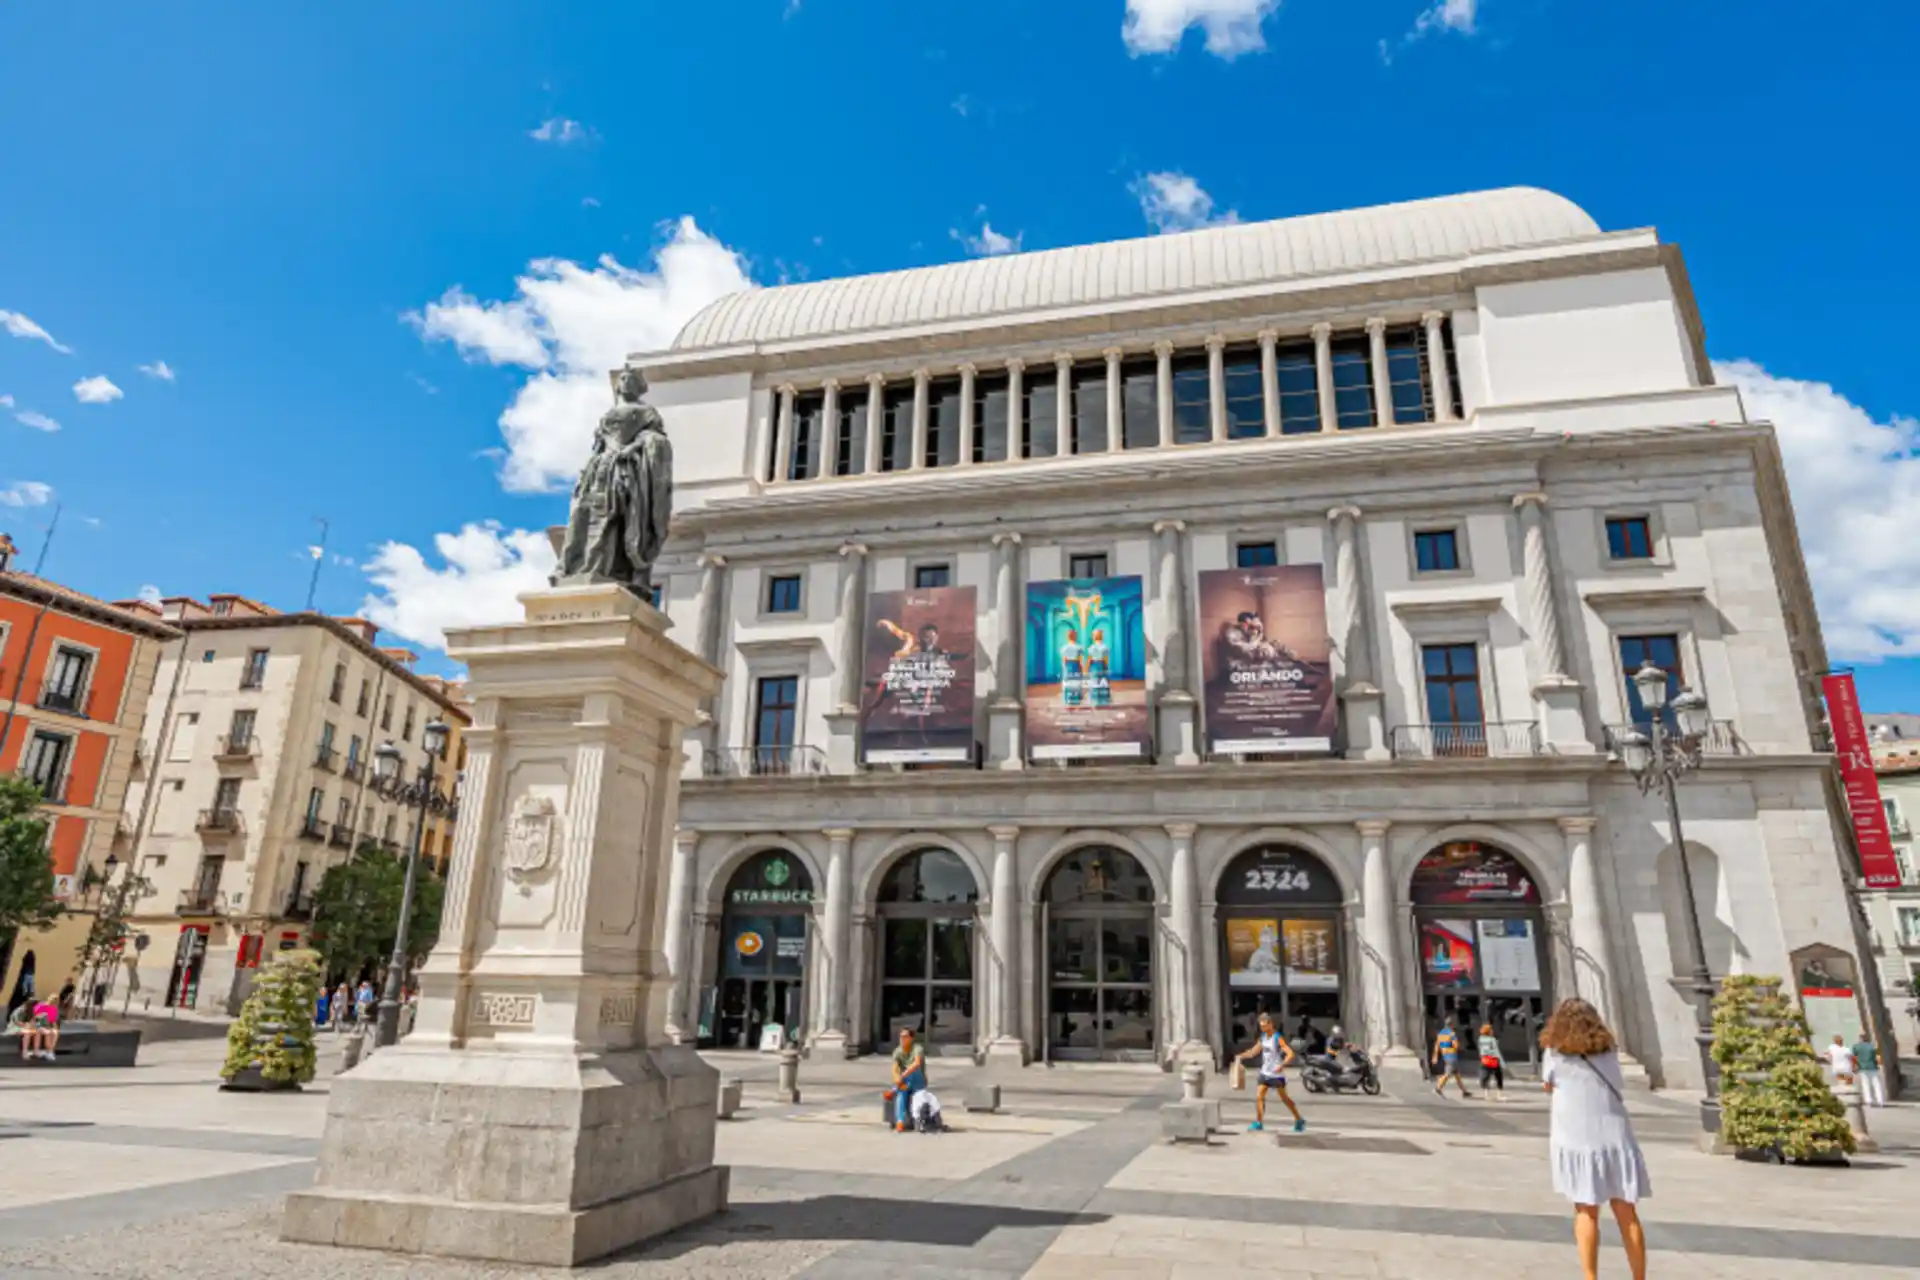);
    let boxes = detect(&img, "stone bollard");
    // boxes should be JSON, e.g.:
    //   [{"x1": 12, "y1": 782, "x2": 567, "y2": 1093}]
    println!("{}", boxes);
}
[
  {"x1": 1833, "y1": 1080, "x2": 1879, "y2": 1154},
  {"x1": 964, "y1": 1085, "x2": 1002, "y2": 1114},
  {"x1": 1160, "y1": 1100, "x2": 1211, "y2": 1144},
  {"x1": 339, "y1": 1035, "x2": 365, "y2": 1073},
  {"x1": 1181, "y1": 1063, "x2": 1206, "y2": 1102},
  {"x1": 777, "y1": 1047, "x2": 801, "y2": 1104},
  {"x1": 717, "y1": 1078, "x2": 744, "y2": 1120}
]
